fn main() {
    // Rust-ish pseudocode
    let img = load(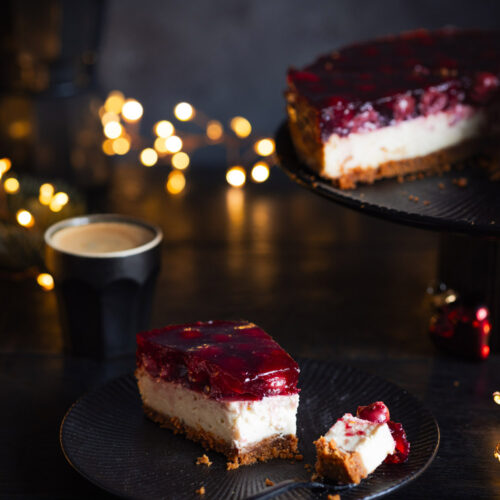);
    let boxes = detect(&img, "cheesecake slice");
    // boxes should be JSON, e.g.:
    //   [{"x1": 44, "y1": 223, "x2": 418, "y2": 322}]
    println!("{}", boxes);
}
[
  {"x1": 314, "y1": 414, "x2": 395, "y2": 484},
  {"x1": 314, "y1": 401, "x2": 409, "y2": 484},
  {"x1": 286, "y1": 28, "x2": 500, "y2": 188},
  {"x1": 136, "y1": 320, "x2": 300, "y2": 467}
]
